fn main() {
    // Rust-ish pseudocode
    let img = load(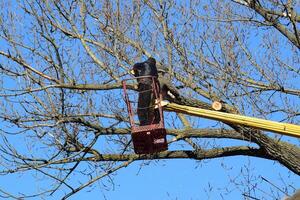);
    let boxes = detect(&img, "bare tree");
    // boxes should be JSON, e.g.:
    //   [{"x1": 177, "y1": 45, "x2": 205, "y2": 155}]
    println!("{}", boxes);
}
[{"x1": 0, "y1": 0, "x2": 299, "y2": 199}]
